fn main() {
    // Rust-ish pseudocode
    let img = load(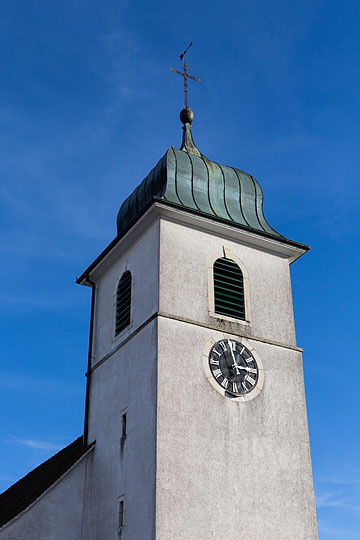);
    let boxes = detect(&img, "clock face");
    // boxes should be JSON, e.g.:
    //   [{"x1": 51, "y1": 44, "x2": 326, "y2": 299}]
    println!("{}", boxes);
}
[{"x1": 208, "y1": 339, "x2": 259, "y2": 397}]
